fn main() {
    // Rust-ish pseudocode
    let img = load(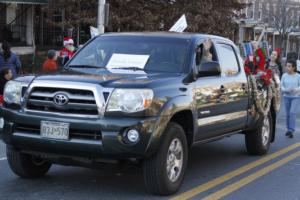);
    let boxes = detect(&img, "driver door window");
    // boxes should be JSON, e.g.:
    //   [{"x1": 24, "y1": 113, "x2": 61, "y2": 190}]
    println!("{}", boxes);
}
[
  {"x1": 216, "y1": 43, "x2": 240, "y2": 76},
  {"x1": 195, "y1": 41, "x2": 218, "y2": 68}
]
